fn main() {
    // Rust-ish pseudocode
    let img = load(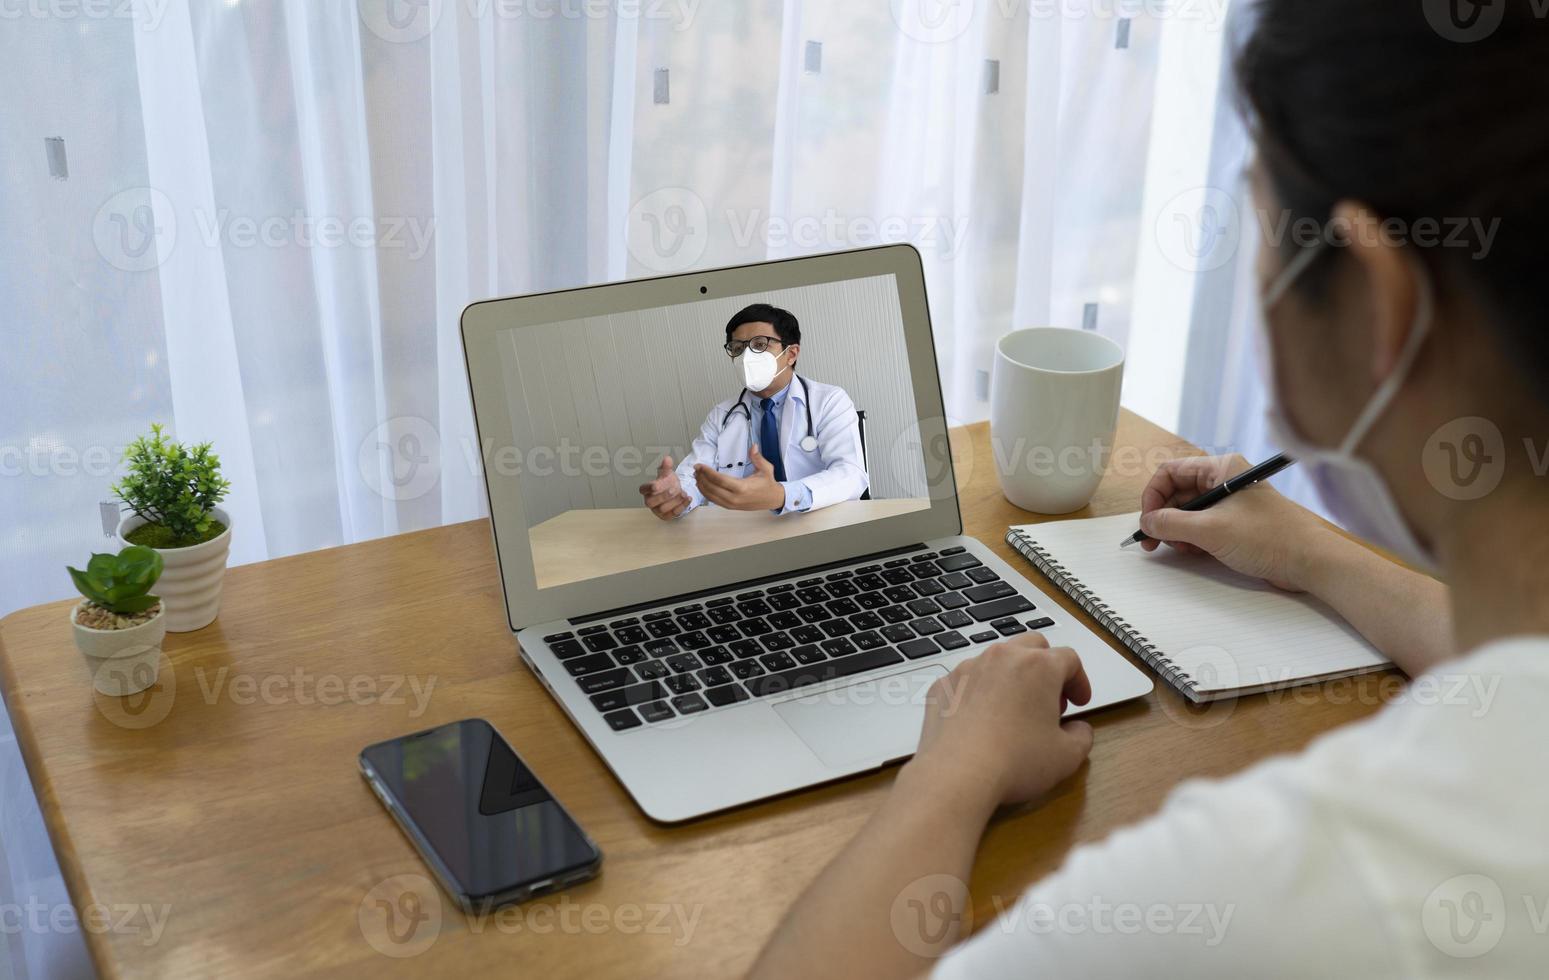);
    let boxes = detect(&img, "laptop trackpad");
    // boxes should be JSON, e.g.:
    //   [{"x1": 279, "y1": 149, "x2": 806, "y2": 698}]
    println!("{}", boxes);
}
[{"x1": 772, "y1": 666, "x2": 947, "y2": 770}]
